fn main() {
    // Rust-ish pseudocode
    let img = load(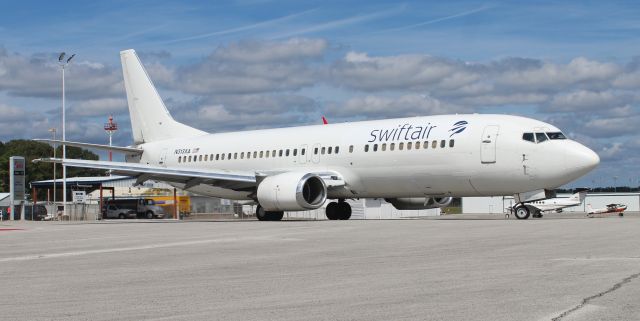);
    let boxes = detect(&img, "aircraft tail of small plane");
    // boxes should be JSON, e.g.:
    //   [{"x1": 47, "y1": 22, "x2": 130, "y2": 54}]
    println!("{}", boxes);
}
[
  {"x1": 120, "y1": 49, "x2": 205, "y2": 145},
  {"x1": 569, "y1": 189, "x2": 589, "y2": 203}
]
